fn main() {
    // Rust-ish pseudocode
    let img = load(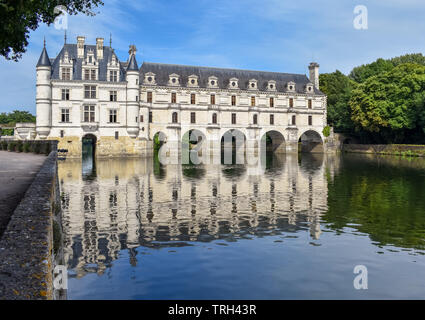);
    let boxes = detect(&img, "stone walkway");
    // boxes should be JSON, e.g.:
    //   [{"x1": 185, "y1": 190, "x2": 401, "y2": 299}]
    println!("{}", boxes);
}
[{"x1": 0, "y1": 151, "x2": 47, "y2": 238}]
